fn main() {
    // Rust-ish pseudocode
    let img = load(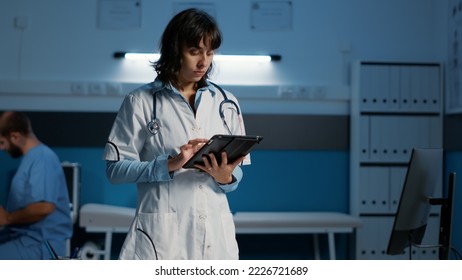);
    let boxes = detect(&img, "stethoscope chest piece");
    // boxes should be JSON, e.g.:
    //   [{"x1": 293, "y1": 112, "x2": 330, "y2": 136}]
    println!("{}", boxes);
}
[{"x1": 147, "y1": 119, "x2": 160, "y2": 135}]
